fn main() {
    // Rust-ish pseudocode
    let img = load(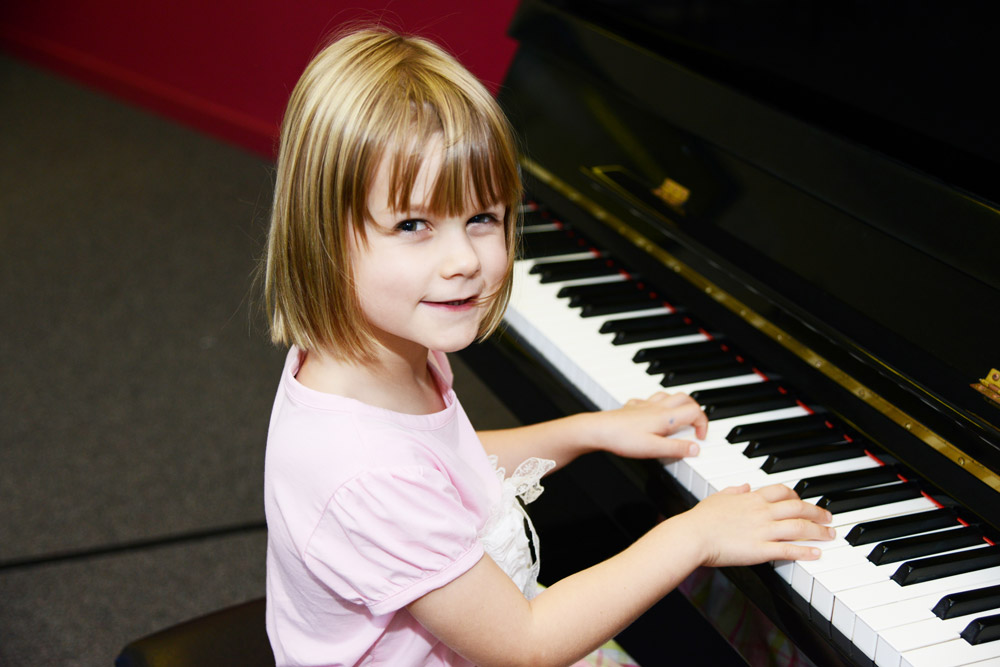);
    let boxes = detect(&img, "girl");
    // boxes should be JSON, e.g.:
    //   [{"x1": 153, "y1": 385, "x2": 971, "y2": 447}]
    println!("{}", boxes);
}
[{"x1": 262, "y1": 28, "x2": 834, "y2": 667}]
